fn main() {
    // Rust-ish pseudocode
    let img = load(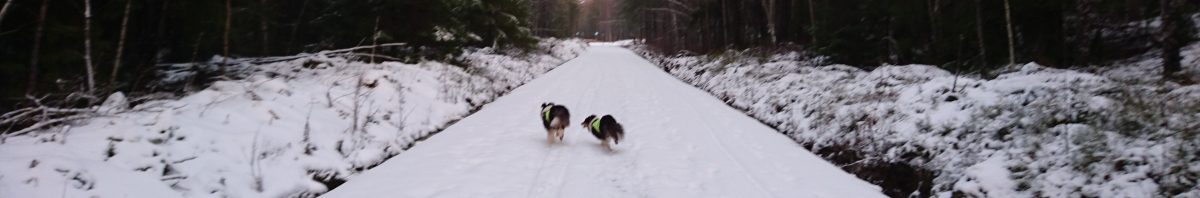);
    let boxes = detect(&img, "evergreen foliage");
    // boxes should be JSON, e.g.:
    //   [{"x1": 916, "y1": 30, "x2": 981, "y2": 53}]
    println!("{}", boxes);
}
[{"x1": 0, "y1": 0, "x2": 571, "y2": 112}]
